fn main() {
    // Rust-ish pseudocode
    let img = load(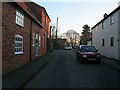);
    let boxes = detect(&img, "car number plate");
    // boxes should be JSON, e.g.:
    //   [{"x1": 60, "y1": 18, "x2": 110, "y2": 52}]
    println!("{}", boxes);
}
[{"x1": 88, "y1": 58, "x2": 96, "y2": 61}]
